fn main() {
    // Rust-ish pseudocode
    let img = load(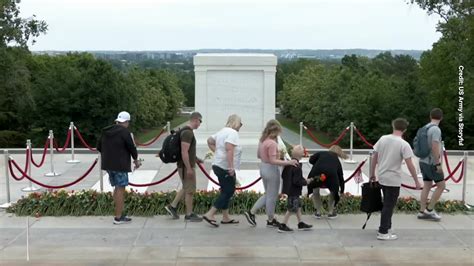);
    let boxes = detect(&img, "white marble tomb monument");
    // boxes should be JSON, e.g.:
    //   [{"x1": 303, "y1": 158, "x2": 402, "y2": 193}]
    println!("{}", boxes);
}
[{"x1": 193, "y1": 53, "x2": 277, "y2": 146}]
